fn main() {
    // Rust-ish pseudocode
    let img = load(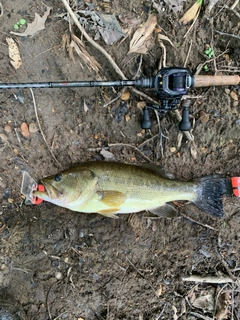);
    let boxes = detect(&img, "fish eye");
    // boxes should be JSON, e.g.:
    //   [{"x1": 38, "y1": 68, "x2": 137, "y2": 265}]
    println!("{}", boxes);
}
[{"x1": 55, "y1": 174, "x2": 62, "y2": 182}]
